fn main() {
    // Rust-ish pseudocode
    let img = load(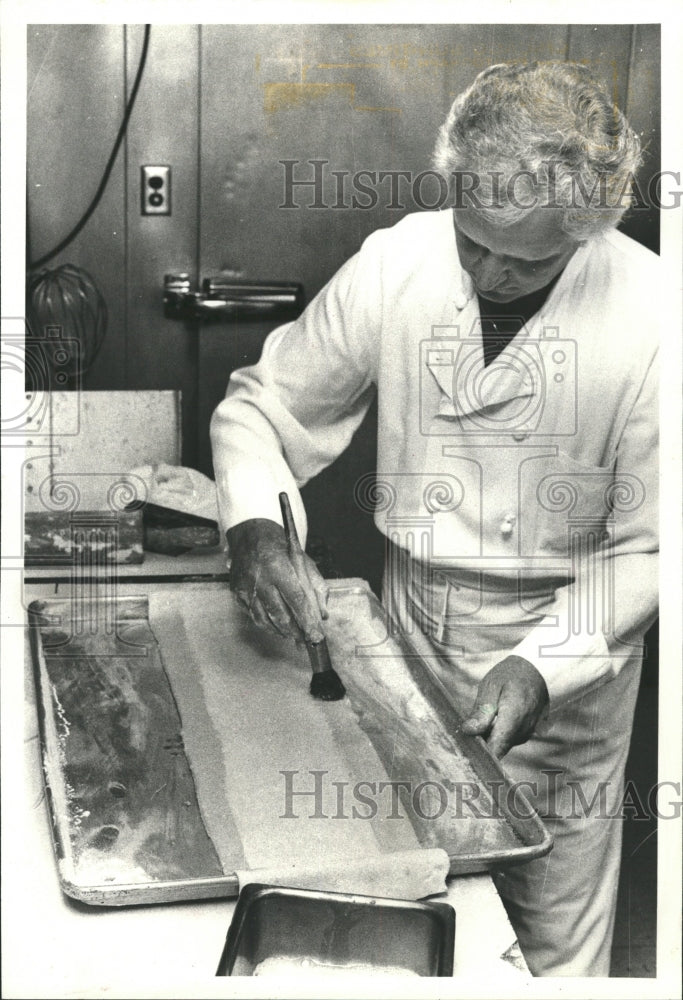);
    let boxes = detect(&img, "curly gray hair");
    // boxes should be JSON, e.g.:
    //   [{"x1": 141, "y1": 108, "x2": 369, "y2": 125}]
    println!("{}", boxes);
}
[{"x1": 433, "y1": 61, "x2": 642, "y2": 239}]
